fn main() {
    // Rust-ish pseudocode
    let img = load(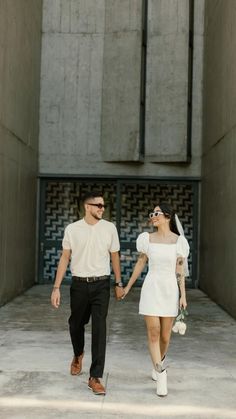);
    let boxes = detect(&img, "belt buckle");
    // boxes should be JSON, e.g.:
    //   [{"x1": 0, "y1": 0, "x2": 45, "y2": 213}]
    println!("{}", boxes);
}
[{"x1": 86, "y1": 277, "x2": 94, "y2": 283}]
